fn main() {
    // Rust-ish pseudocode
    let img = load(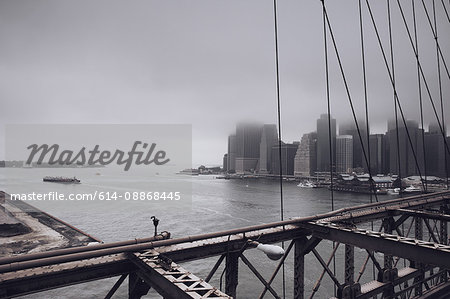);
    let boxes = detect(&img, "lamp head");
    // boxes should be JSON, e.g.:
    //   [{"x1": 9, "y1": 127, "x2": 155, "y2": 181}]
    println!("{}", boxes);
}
[{"x1": 256, "y1": 243, "x2": 285, "y2": 260}]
